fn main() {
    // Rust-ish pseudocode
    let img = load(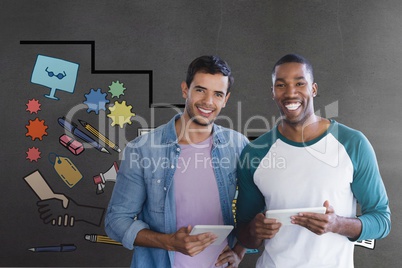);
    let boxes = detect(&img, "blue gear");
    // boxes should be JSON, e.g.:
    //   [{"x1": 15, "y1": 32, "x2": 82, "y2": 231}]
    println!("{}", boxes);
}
[{"x1": 83, "y1": 88, "x2": 110, "y2": 114}]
